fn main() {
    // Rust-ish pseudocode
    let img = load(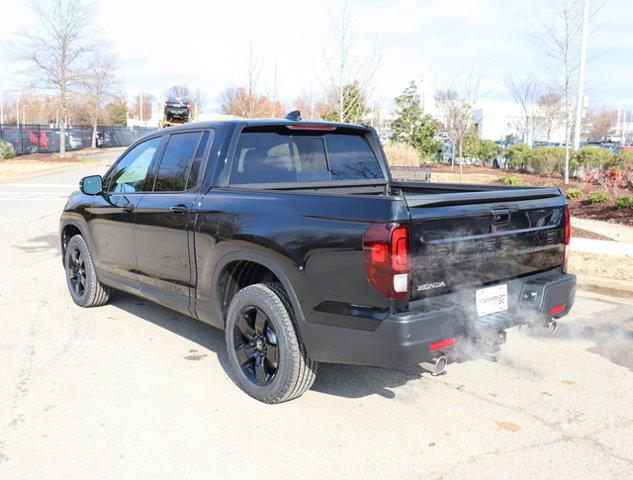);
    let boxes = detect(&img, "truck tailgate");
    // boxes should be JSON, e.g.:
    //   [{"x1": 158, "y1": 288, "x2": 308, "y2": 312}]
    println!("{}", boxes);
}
[{"x1": 405, "y1": 191, "x2": 567, "y2": 301}]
